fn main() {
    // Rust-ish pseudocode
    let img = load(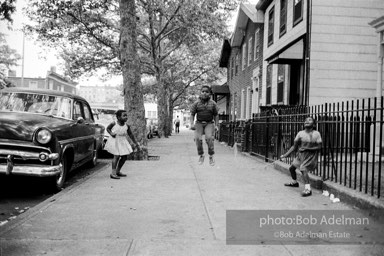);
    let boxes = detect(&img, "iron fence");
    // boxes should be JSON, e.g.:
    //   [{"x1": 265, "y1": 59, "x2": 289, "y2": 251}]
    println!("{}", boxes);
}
[{"x1": 219, "y1": 97, "x2": 384, "y2": 198}]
